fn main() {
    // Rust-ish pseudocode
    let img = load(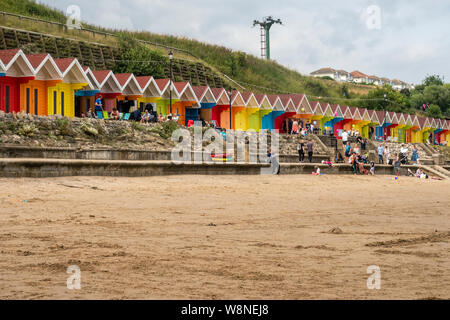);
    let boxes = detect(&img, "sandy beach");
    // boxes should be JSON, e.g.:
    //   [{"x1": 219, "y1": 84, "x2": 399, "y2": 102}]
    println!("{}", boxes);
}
[{"x1": 0, "y1": 174, "x2": 448, "y2": 299}]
